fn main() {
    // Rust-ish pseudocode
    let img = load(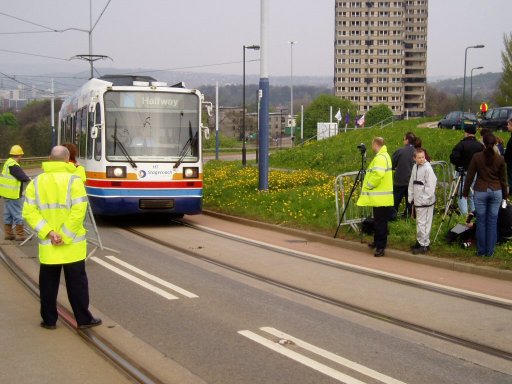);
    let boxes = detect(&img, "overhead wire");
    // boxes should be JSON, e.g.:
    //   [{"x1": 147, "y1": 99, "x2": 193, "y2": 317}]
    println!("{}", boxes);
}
[
  {"x1": 0, "y1": 48, "x2": 71, "y2": 61},
  {"x1": 0, "y1": 11, "x2": 60, "y2": 32},
  {"x1": 0, "y1": 70, "x2": 49, "y2": 93}
]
